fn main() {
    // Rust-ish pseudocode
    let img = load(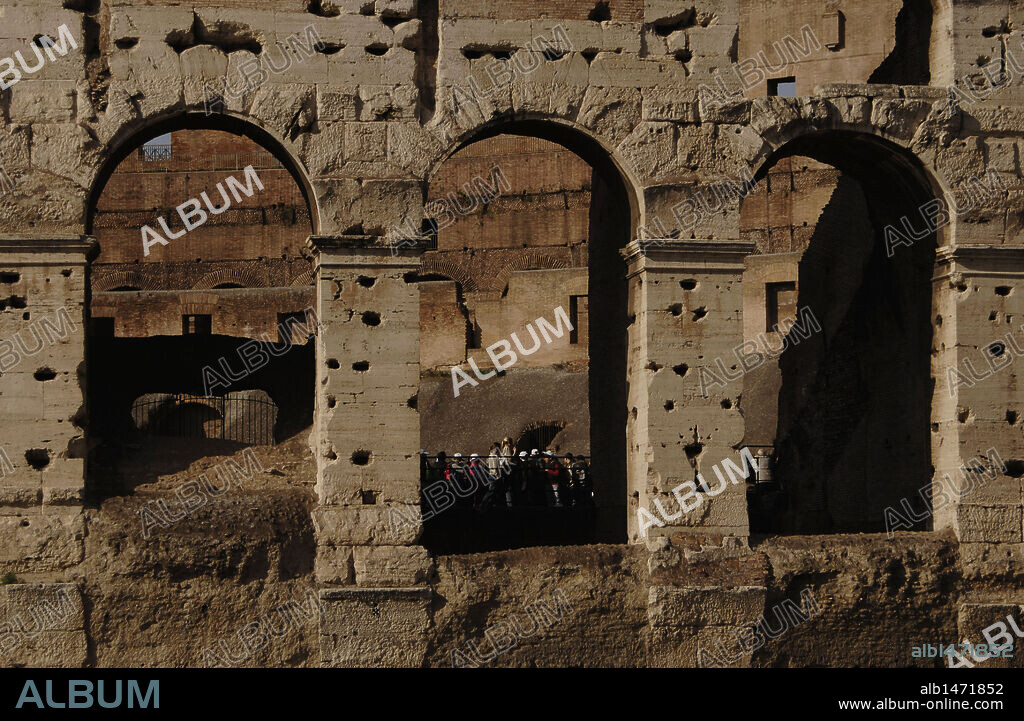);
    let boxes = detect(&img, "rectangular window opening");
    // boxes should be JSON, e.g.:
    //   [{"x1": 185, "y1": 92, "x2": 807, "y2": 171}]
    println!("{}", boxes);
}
[
  {"x1": 182, "y1": 314, "x2": 212, "y2": 336},
  {"x1": 768, "y1": 77, "x2": 797, "y2": 98},
  {"x1": 766, "y1": 281, "x2": 797, "y2": 332},
  {"x1": 569, "y1": 295, "x2": 588, "y2": 345}
]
